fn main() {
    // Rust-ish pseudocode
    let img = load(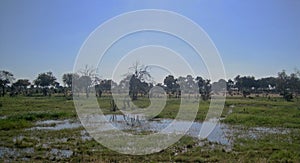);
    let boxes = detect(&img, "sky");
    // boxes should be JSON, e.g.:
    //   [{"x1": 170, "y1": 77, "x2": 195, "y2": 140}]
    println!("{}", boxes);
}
[{"x1": 0, "y1": 0, "x2": 299, "y2": 84}]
